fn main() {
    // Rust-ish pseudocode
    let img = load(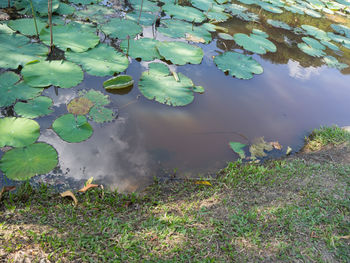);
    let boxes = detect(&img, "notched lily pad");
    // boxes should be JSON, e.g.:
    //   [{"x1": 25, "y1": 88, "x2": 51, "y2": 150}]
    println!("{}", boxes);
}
[
  {"x1": 81, "y1": 90, "x2": 110, "y2": 106},
  {"x1": 0, "y1": 143, "x2": 58, "y2": 181},
  {"x1": 233, "y1": 30, "x2": 276, "y2": 54},
  {"x1": 14, "y1": 96, "x2": 54, "y2": 119},
  {"x1": 89, "y1": 106, "x2": 115, "y2": 123},
  {"x1": 162, "y1": 3, "x2": 206, "y2": 23},
  {"x1": 8, "y1": 18, "x2": 47, "y2": 36},
  {"x1": 120, "y1": 38, "x2": 161, "y2": 61},
  {"x1": 67, "y1": 97, "x2": 94, "y2": 115},
  {"x1": 103, "y1": 75, "x2": 134, "y2": 90},
  {"x1": 101, "y1": 19, "x2": 142, "y2": 39}
]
